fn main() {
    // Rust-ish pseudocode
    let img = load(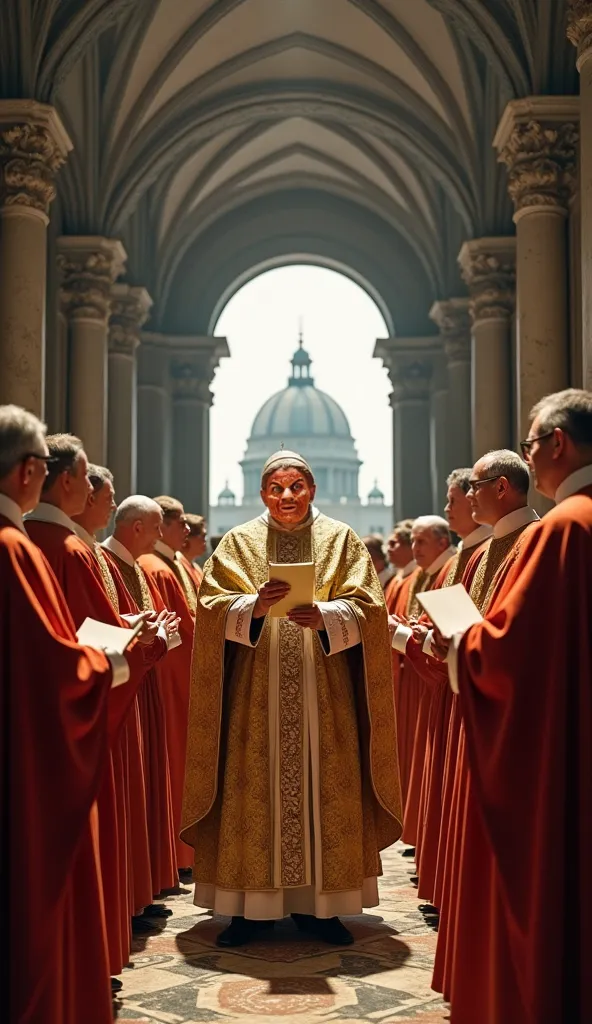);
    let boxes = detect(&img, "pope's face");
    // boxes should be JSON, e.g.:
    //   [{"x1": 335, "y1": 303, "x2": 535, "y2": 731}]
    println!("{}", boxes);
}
[{"x1": 261, "y1": 467, "x2": 316, "y2": 525}]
